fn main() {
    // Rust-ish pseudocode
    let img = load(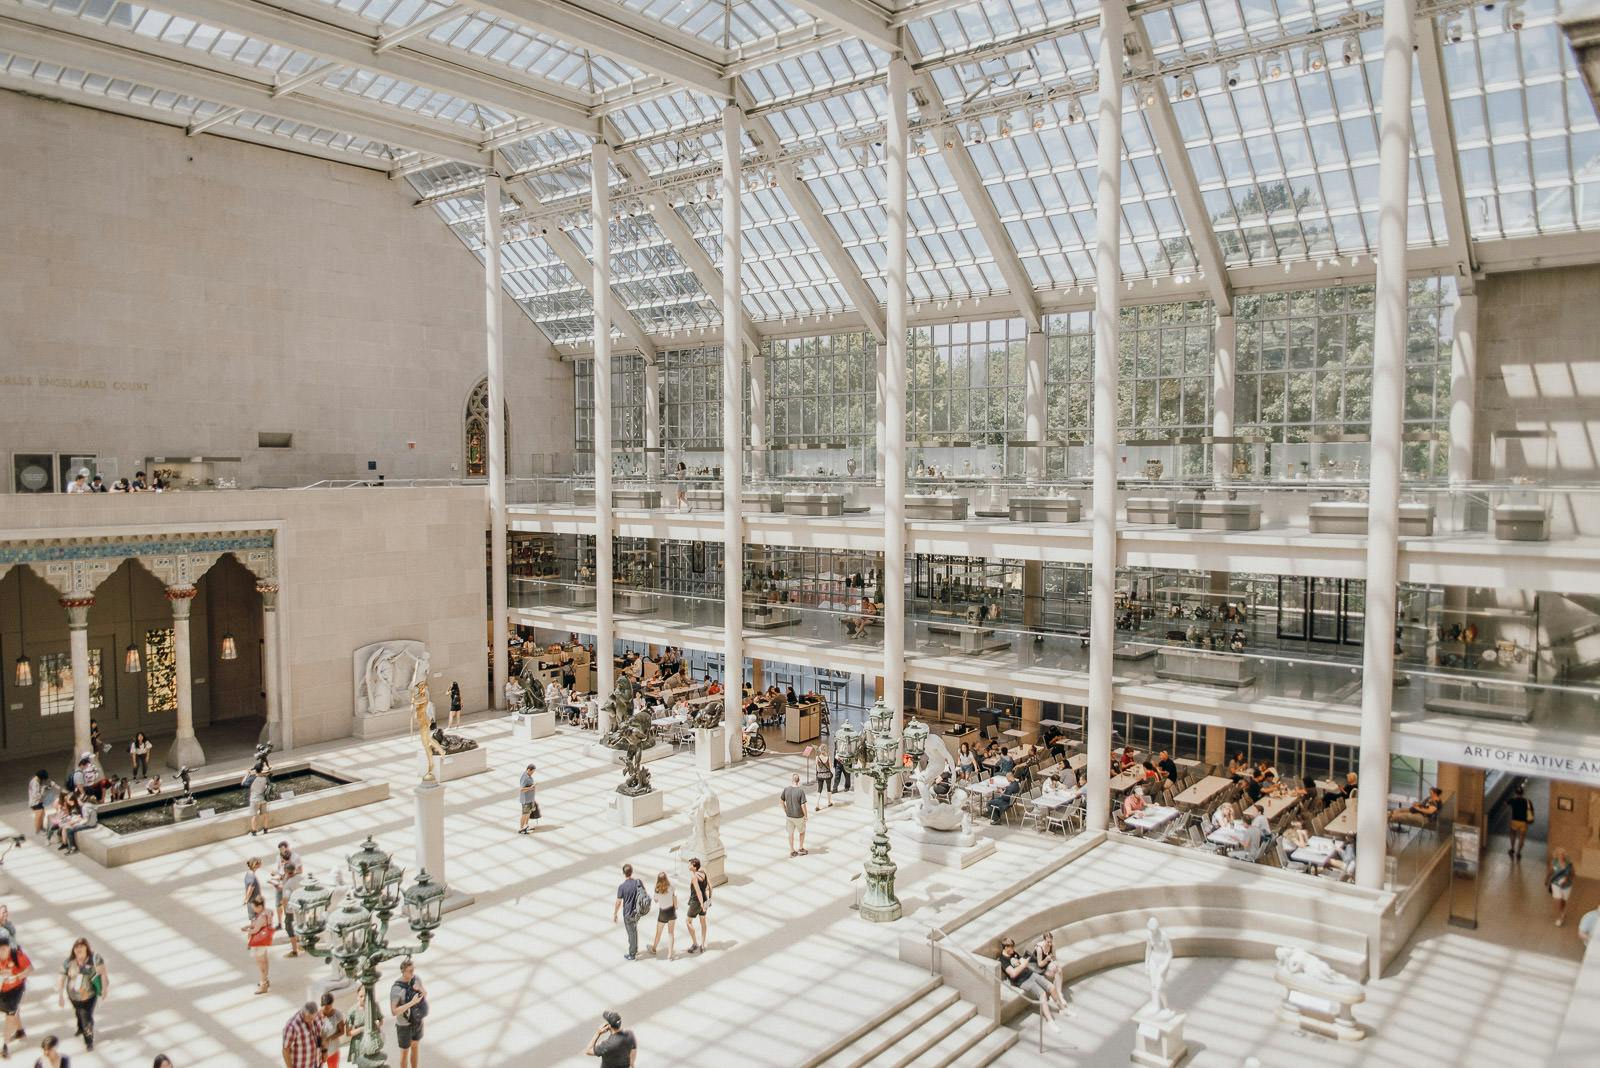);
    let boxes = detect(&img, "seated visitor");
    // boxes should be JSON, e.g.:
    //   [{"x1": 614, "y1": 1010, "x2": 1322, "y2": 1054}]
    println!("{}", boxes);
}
[
  {"x1": 1283, "y1": 820, "x2": 1311, "y2": 851},
  {"x1": 1211, "y1": 801, "x2": 1236, "y2": 829},
  {"x1": 1121, "y1": 786, "x2": 1148, "y2": 820},
  {"x1": 1141, "y1": 761, "x2": 1162, "y2": 783},
  {"x1": 705, "y1": 676, "x2": 723, "y2": 696},
  {"x1": 1118, "y1": 746, "x2": 1137, "y2": 771},
  {"x1": 742, "y1": 710, "x2": 759, "y2": 737},
  {"x1": 1337, "y1": 772, "x2": 1358, "y2": 799},
  {"x1": 1247, "y1": 807, "x2": 1271, "y2": 846},
  {"x1": 1042, "y1": 724, "x2": 1067, "y2": 760},
  {"x1": 1256, "y1": 759, "x2": 1278, "y2": 781},
  {"x1": 1244, "y1": 771, "x2": 1266, "y2": 803},
  {"x1": 986, "y1": 777, "x2": 1022, "y2": 824},
  {"x1": 785, "y1": 685, "x2": 799, "y2": 705},
  {"x1": 1156, "y1": 750, "x2": 1178, "y2": 781},
  {"x1": 931, "y1": 772, "x2": 955, "y2": 803},
  {"x1": 843, "y1": 597, "x2": 878, "y2": 639},
  {"x1": 1227, "y1": 752, "x2": 1250, "y2": 780},
  {"x1": 1389, "y1": 786, "x2": 1445, "y2": 827},
  {"x1": 992, "y1": 748, "x2": 1015, "y2": 776},
  {"x1": 998, "y1": 937, "x2": 1062, "y2": 1032},
  {"x1": 1032, "y1": 932, "x2": 1066, "y2": 999}
]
